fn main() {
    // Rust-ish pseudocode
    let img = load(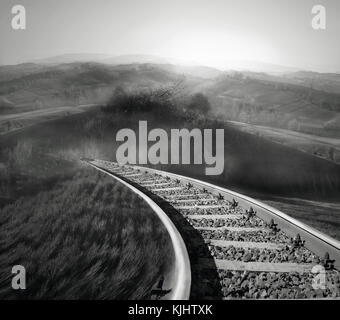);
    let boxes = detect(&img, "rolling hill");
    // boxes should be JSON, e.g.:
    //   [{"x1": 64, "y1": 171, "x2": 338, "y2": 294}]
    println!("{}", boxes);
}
[
  {"x1": 203, "y1": 74, "x2": 340, "y2": 138},
  {"x1": 1, "y1": 59, "x2": 339, "y2": 142},
  {"x1": 0, "y1": 62, "x2": 187, "y2": 112}
]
